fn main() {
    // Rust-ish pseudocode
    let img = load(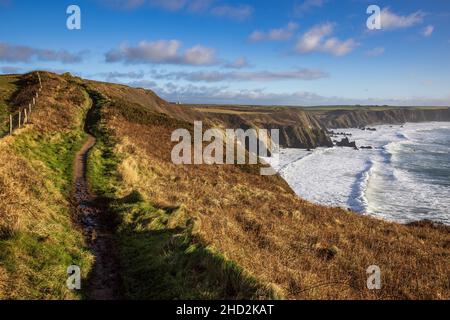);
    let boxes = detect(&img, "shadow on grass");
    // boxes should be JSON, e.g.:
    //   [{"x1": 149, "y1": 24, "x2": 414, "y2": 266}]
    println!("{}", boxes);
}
[{"x1": 113, "y1": 191, "x2": 273, "y2": 300}]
